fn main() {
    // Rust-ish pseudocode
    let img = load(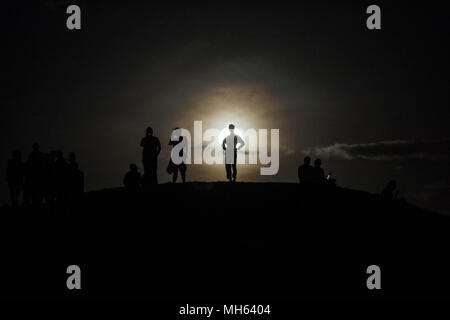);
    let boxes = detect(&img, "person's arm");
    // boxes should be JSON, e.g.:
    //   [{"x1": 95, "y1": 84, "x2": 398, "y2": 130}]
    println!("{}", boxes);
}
[
  {"x1": 140, "y1": 138, "x2": 145, "y2": 147},
  {"x1": 237, "y1": 136, "x2": 245, "y2": 150},
  {"x1": 222, "y1": 138, "x2": 227, "y2": 150},
  {"x1": 156, "y1": 138, "x2": 161, "y2": 155}
]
